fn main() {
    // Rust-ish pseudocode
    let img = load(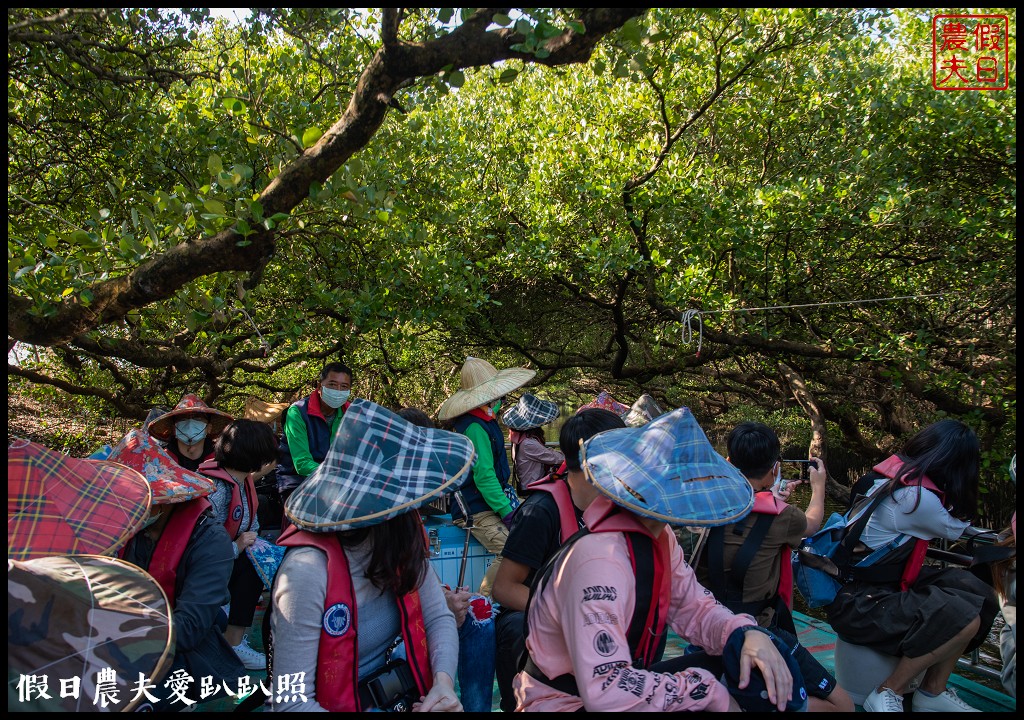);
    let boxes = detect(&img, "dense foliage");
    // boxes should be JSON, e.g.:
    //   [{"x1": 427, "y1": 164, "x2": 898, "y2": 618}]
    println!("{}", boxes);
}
[{"x1": 7, "y1": 9, "x2": 1016, "y2": 523}]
